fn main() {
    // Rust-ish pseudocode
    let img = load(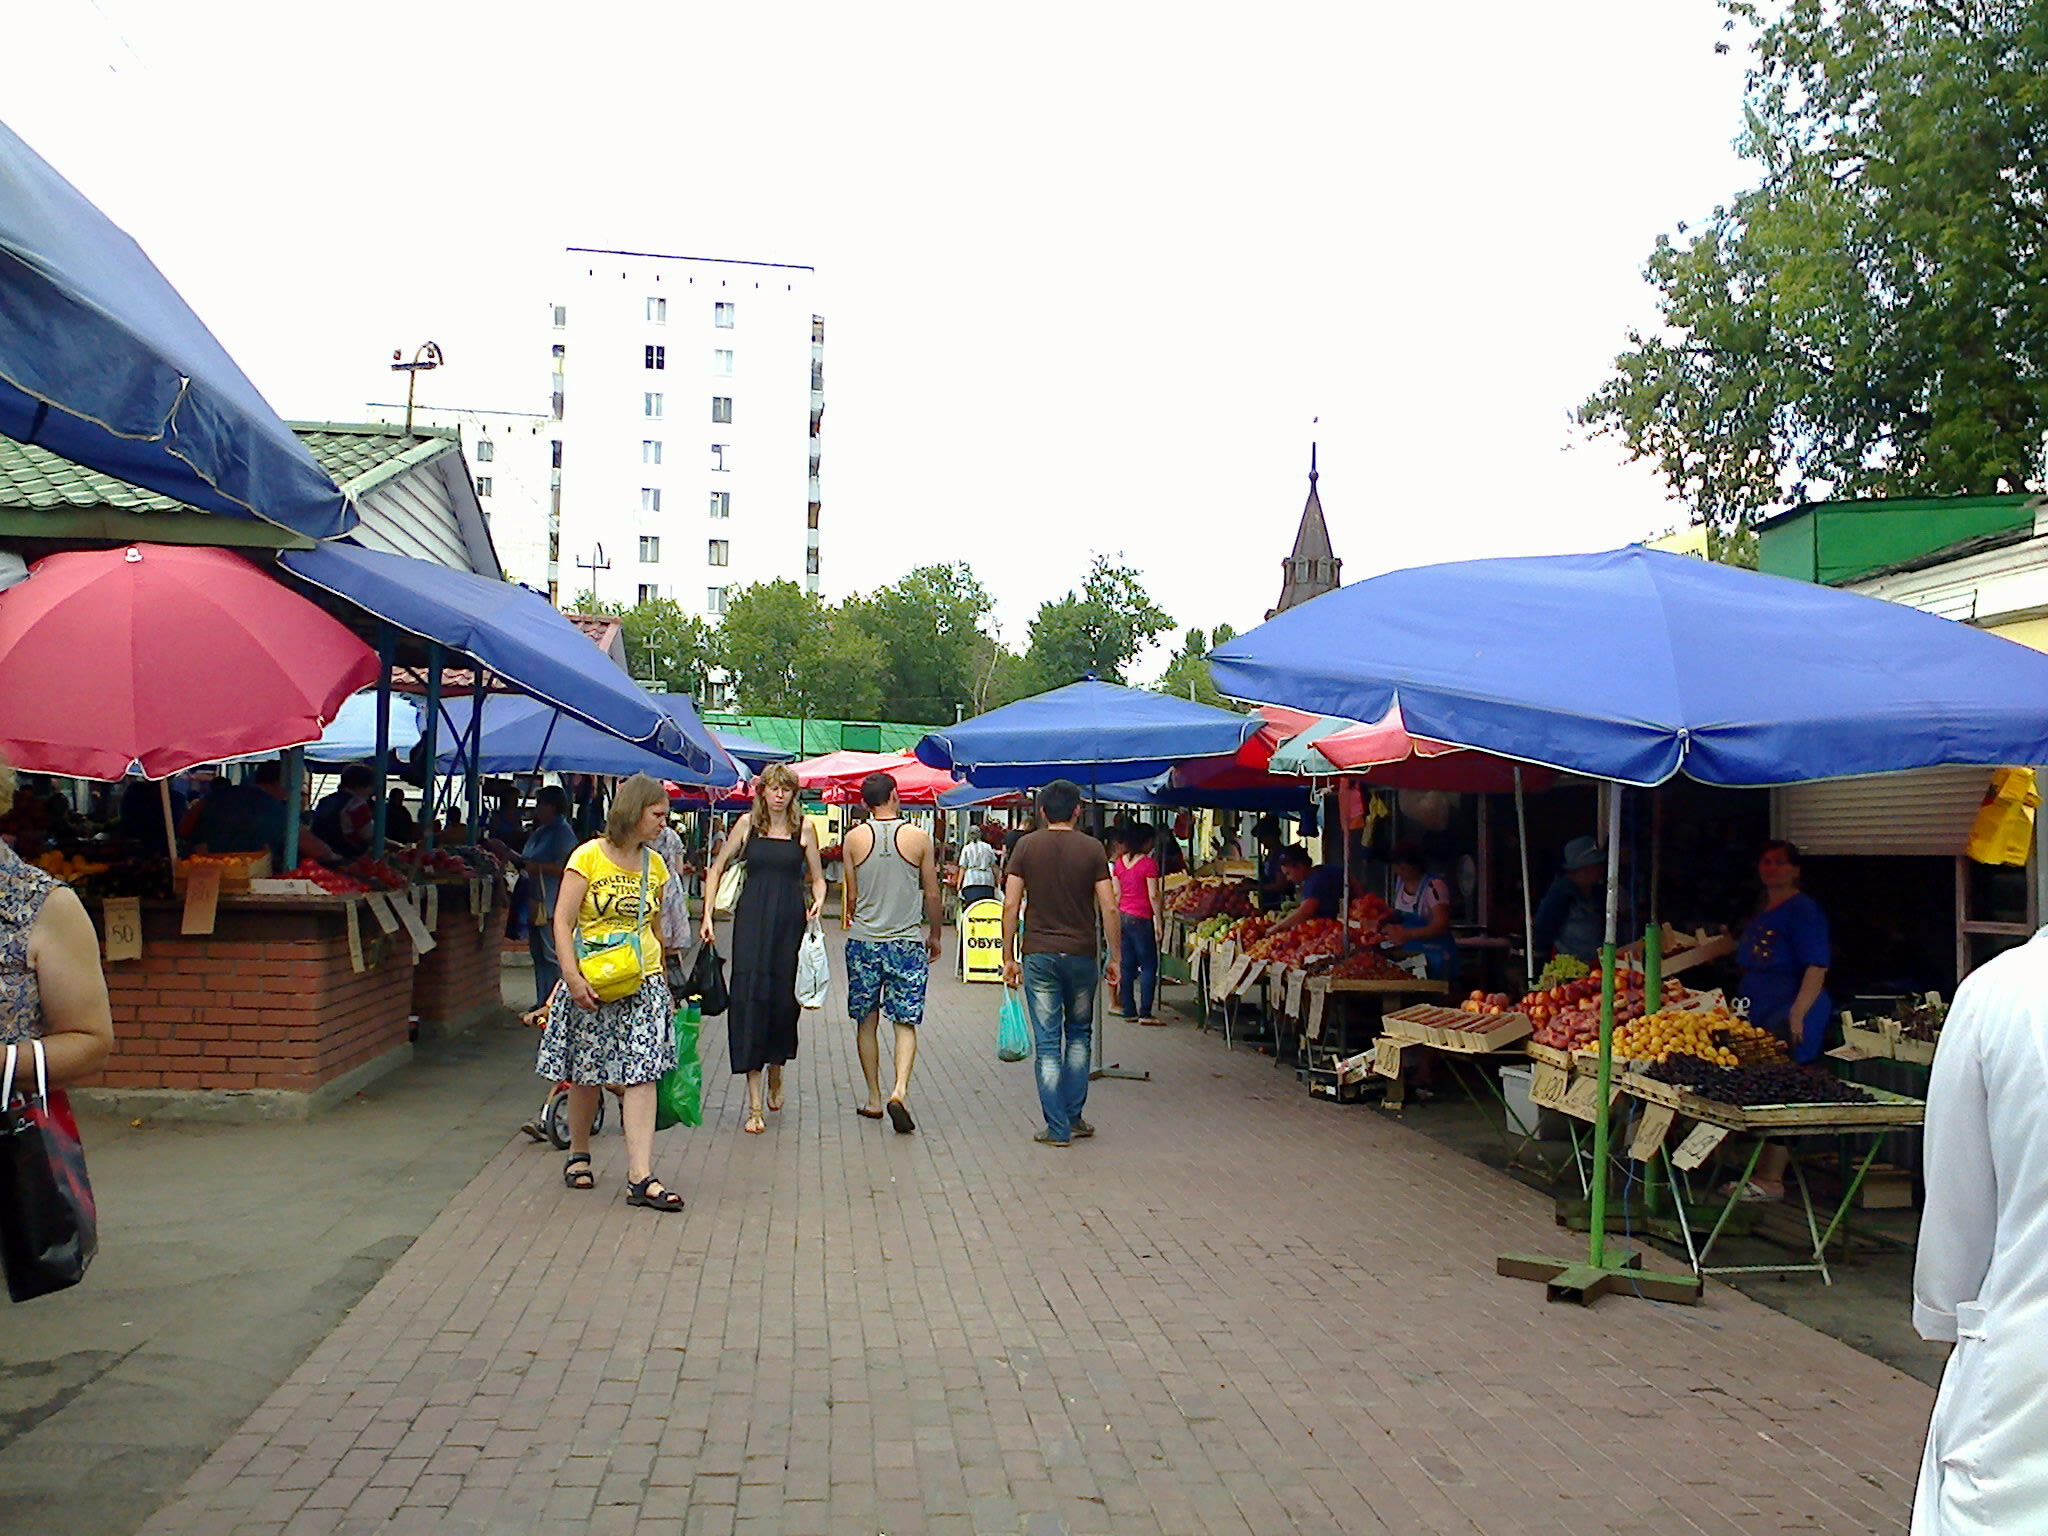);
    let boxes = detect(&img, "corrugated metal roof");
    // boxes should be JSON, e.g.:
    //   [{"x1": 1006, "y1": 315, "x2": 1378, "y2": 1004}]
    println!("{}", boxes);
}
[{"x1": 698, "y1": 714, "x2": 928, "y2": 755}]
